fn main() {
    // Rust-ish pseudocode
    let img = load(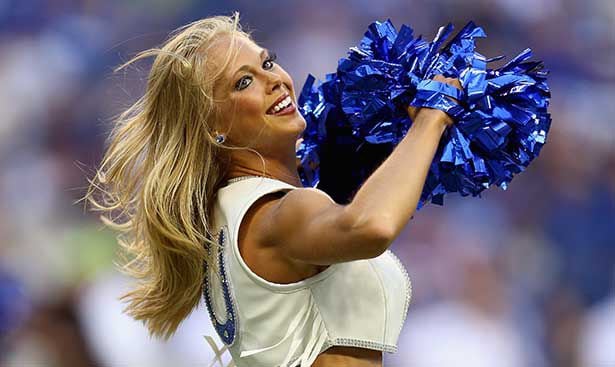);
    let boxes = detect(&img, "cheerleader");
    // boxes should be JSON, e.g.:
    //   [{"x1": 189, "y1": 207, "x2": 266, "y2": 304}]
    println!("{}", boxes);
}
[{"x1": 87, "y1": 13, "x2": 462, "y2": 367}]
